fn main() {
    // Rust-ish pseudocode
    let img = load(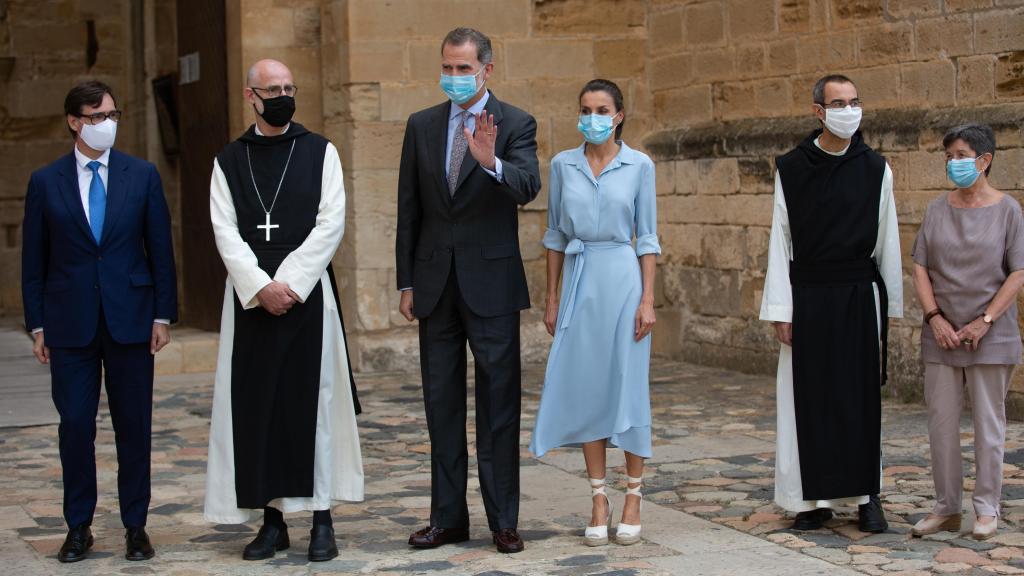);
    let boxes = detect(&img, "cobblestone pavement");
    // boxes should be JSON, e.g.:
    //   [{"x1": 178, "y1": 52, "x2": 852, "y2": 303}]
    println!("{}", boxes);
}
[{"x1": 1, "y1": 359, "x2": 1023, "y2": 575}]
